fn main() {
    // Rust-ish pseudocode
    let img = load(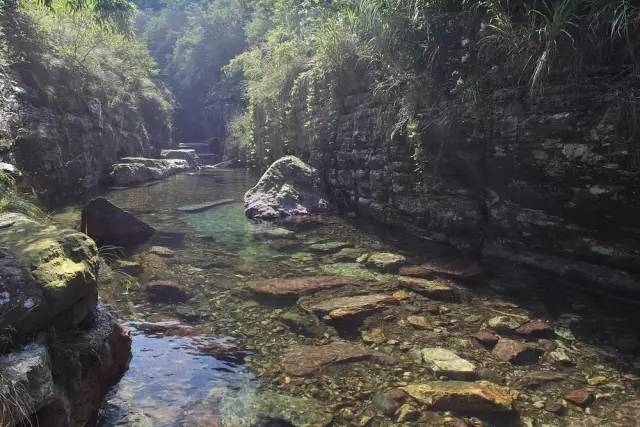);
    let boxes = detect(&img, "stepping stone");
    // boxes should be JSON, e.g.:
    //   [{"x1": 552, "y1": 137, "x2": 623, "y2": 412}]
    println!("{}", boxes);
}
[
  {"x1": 309, "y1": 241, "x2": 352, "y2": 253},
  {"x1": 248, "y1": 276, "x2": 360, "y2": 299},
  {"x1": 398, "y1": 277, "x2": 460, "y2": 301},
  {"x1": 419, "y1": 348, "x2": 477, "y2": 380},
  {"x1": 146, "y1": 280, "x2": 190, "y2": 304},
  {"x1": 492, "y1": 338, "x2": 543, "y2": 364},
  {"x1": 301, "y1": 294, "x2": 399, "y2": 320},
  {"x1": 282, "y1": 342, "x2": 396, "y2": 376},
  {"x1": 359, "y1": 252, "x2": 406, "y2": 272},
  {"x1": 399, "y1": 258, "x2": 483, "y2": 279},
  {"x1": 176, "y1": 198, "x2": 235, "y2": 213},
  {"x1": 400, "y1": 381, "x2": 516, "y2": 413}
]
